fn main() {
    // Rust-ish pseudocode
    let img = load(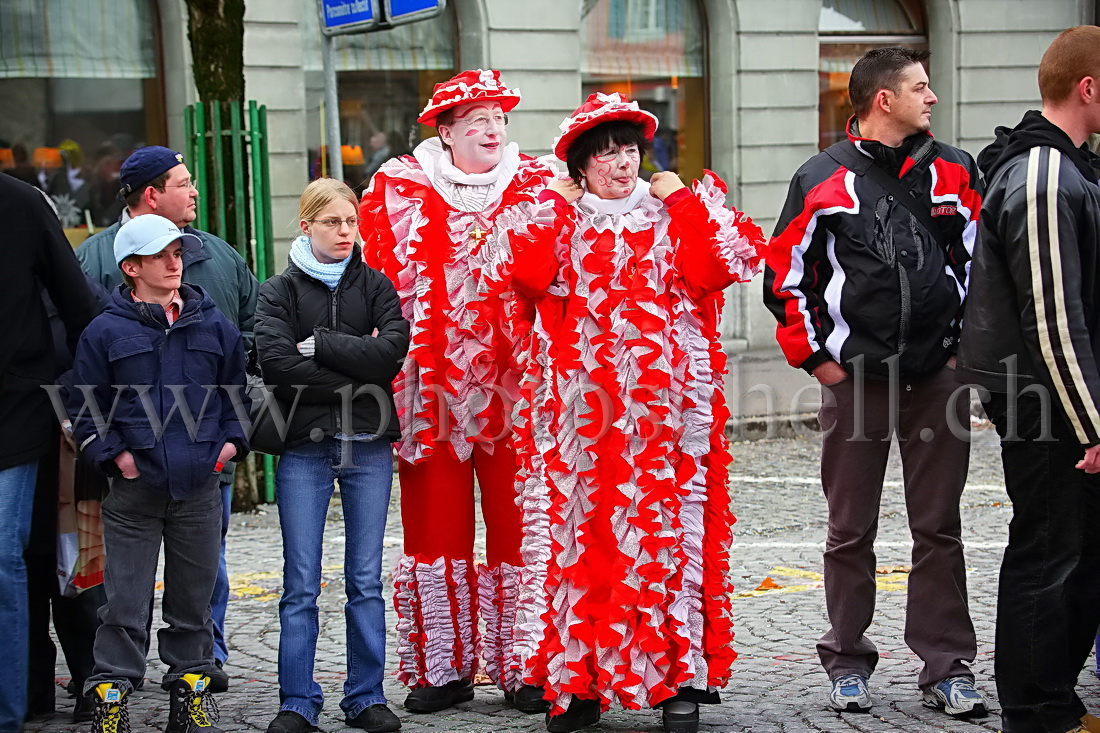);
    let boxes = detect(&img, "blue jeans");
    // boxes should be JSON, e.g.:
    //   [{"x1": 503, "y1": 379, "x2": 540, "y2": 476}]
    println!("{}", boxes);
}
[
  {"x1": 0, "y1": 461, "x2": 38, "y2": 732},
  {"x1": 276, "y1": 439, "x2": 393, "y2": 724}
]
